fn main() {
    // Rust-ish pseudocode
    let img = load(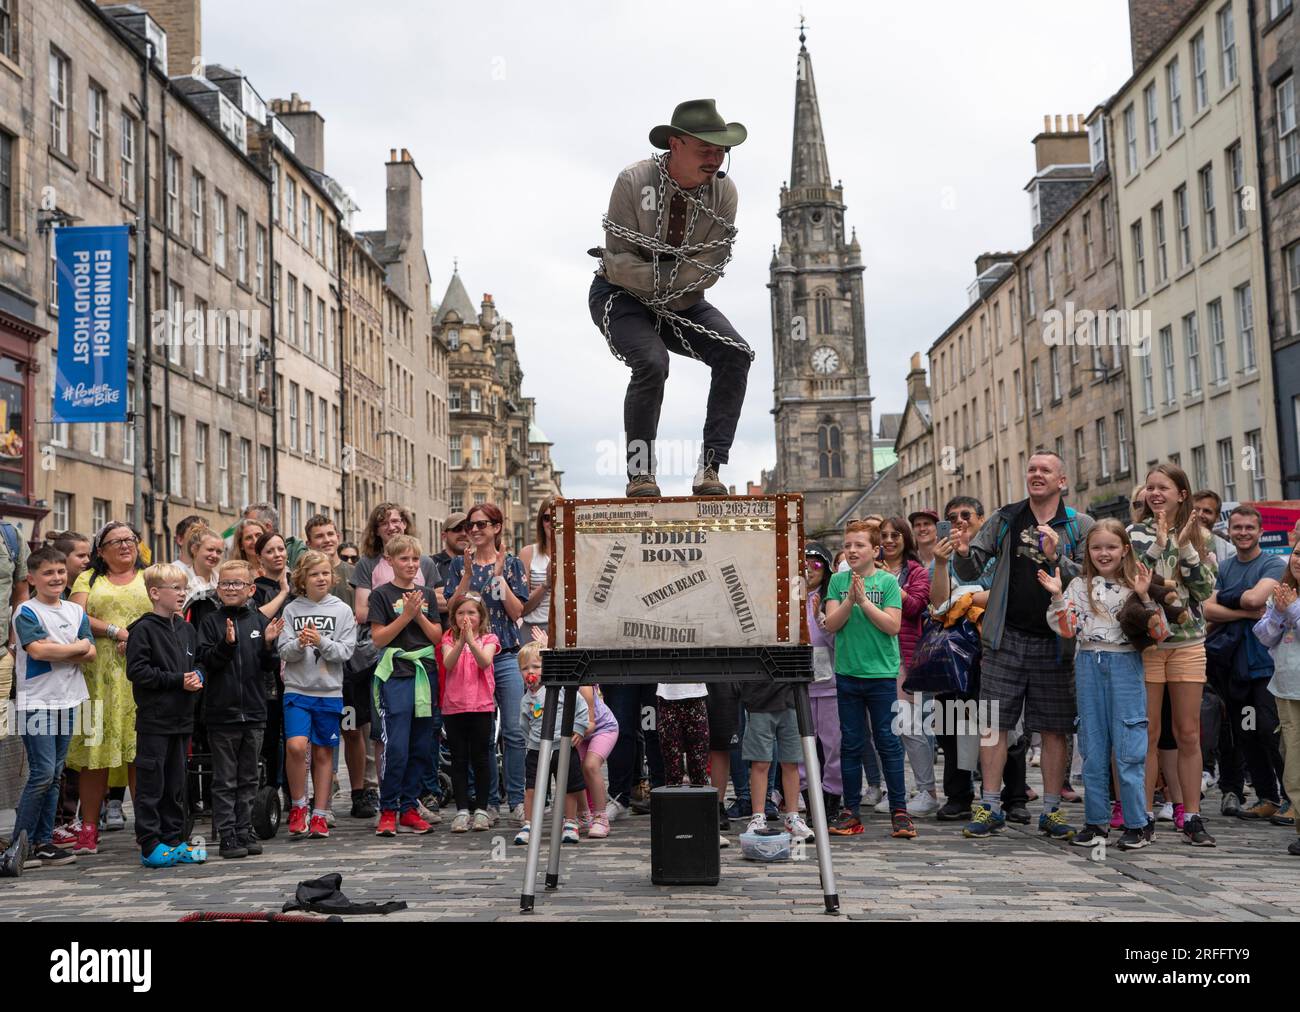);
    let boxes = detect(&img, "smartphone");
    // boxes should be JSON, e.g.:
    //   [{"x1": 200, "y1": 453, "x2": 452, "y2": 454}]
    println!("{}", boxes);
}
[{"x1": 936, "y1": 520, "x2": 952, "y2": 540}]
